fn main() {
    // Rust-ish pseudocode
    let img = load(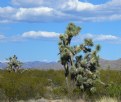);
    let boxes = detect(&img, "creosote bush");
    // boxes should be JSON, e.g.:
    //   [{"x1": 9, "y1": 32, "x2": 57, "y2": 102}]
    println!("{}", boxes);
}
[
  {"x1": 0, "y1": 69, "x2": 120, "y2": 101},
  {"x1": 58, "y1": 23, "x2": 105, "y2": 93},
  {"x1": 0, "y1": 69, "x2": 65, "y2": 101}
]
